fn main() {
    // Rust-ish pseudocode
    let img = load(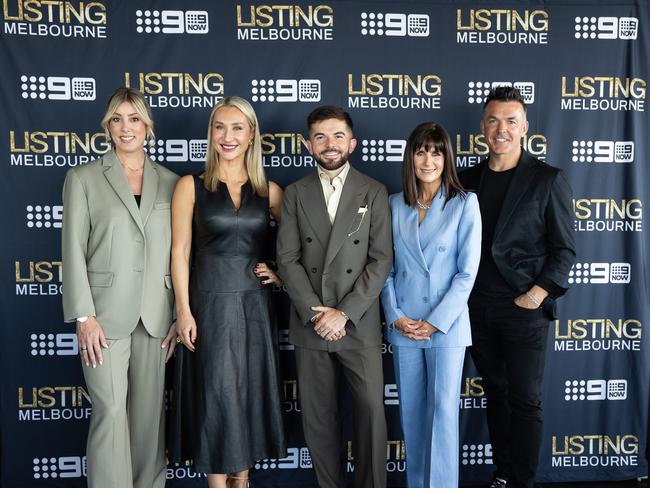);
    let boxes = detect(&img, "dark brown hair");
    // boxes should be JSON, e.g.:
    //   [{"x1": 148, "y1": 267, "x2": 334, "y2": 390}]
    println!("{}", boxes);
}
[
  {"x1": 306, "y1": 105, "x2": 354, "y2": 133},
  {"x1": 483, "y1": 86, "x2": 527, "y2": 113},
  {"x1": 402, "y1": 122, "x2": 465, "y2": 208}
]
